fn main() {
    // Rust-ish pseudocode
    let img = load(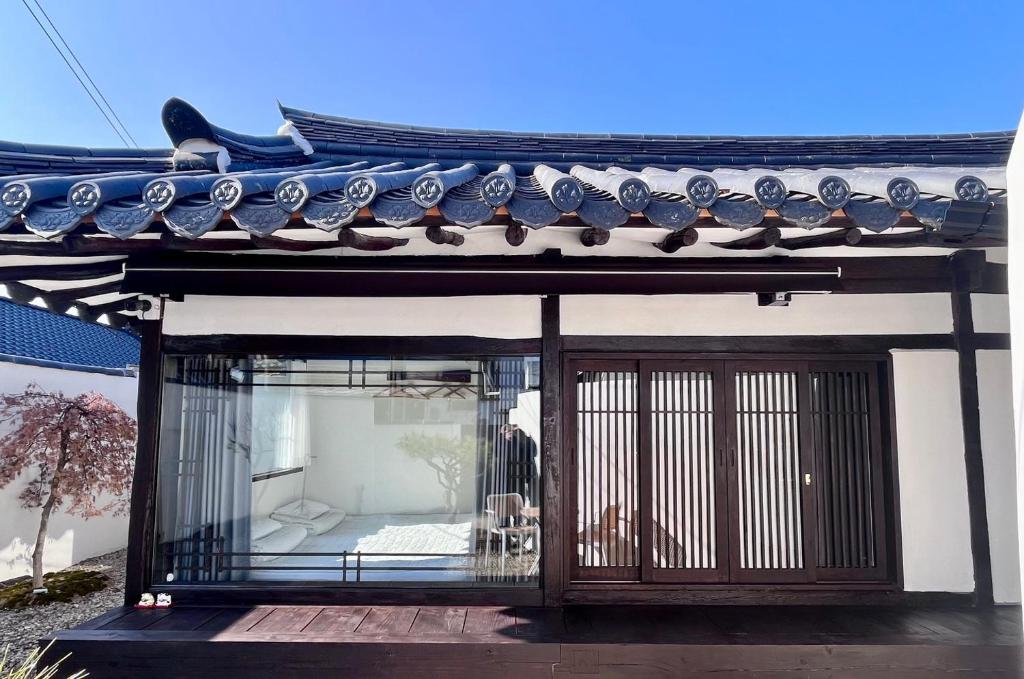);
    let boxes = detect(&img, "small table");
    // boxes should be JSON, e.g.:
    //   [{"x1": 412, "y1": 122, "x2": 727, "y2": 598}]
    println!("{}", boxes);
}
[{"x1": 520, "y1": 507, "x2": 541, "y2": 575}]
